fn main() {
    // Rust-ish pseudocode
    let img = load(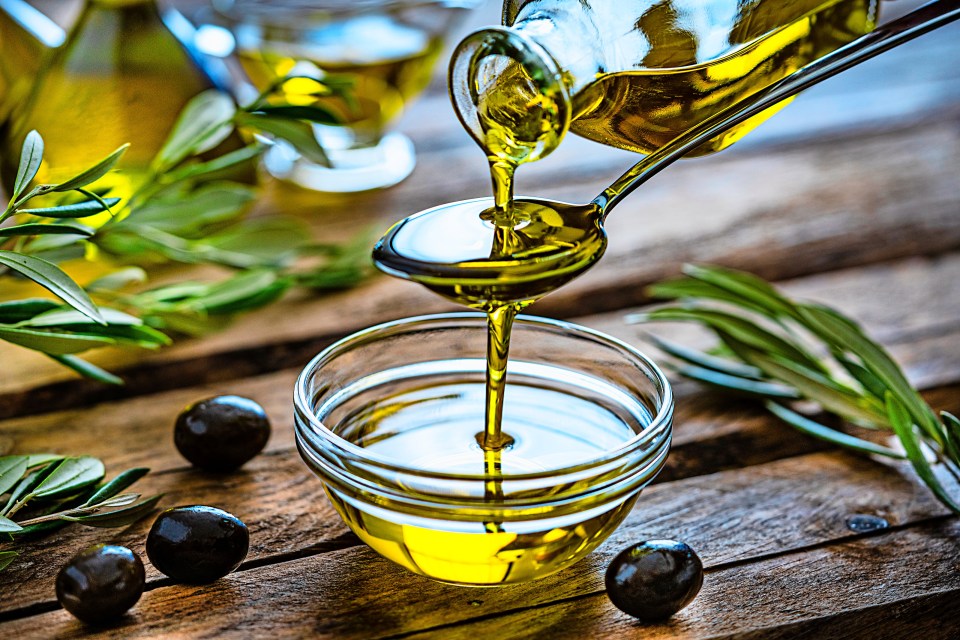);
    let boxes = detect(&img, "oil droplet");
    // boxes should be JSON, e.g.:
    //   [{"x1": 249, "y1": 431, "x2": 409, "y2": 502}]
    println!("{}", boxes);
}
[{"x1": 845, "y1": 514, "x2": 889, "y2": 533}]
